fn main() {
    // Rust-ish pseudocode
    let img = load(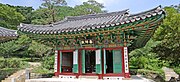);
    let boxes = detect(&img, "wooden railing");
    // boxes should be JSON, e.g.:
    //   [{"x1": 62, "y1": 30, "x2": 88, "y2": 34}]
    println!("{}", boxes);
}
[{"x1": 1, "y1": 69, "x2": 30, "y2": 82}]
